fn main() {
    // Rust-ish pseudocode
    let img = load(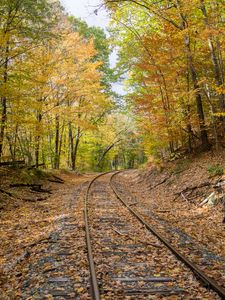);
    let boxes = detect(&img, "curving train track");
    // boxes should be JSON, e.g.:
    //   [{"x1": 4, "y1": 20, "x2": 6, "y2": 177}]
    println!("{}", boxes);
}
[{"x1": 84, "y1": 171, "x2": 225, "y2": 299}]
